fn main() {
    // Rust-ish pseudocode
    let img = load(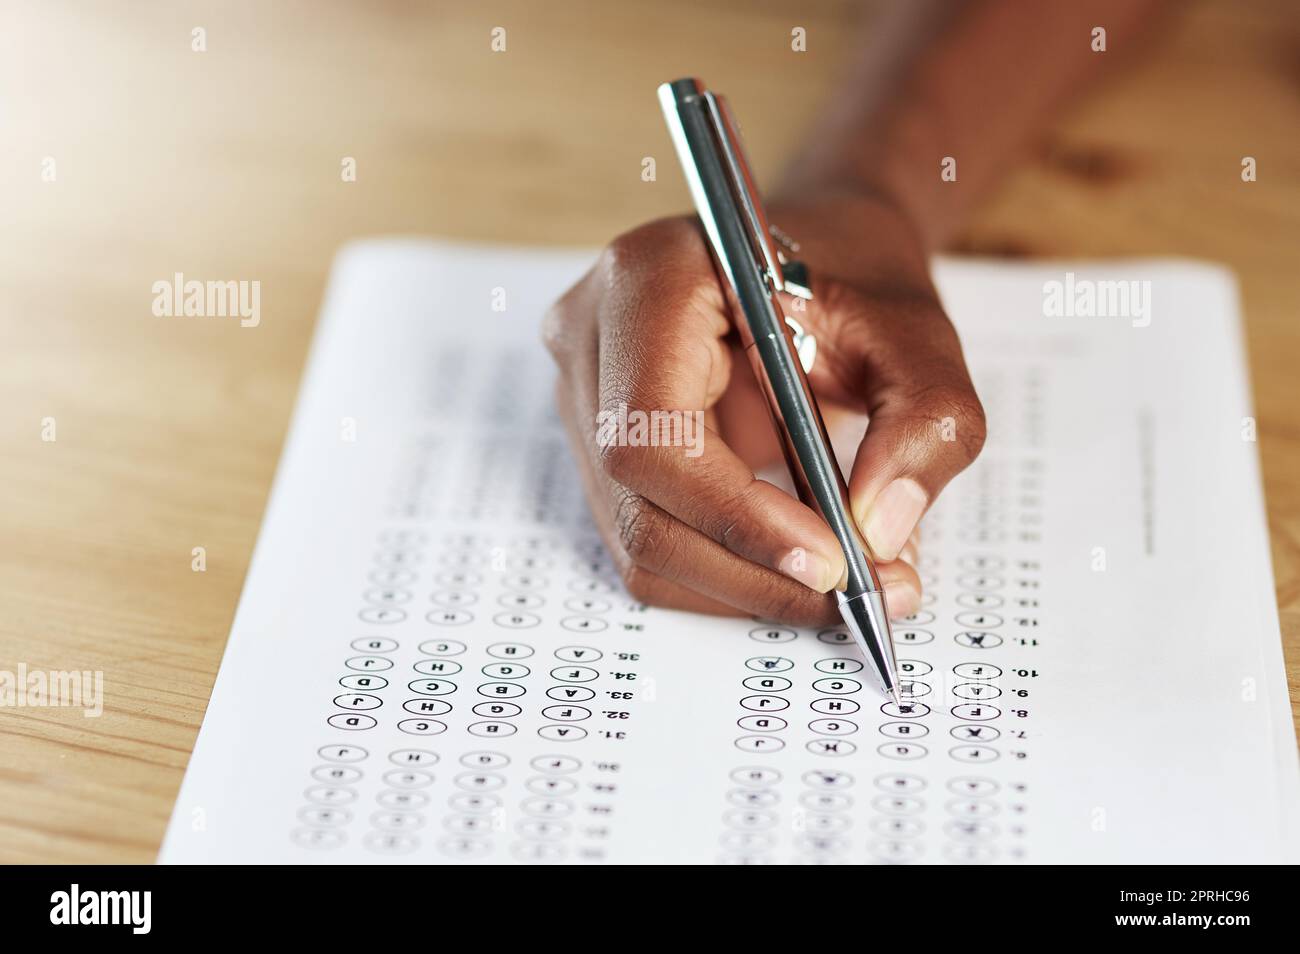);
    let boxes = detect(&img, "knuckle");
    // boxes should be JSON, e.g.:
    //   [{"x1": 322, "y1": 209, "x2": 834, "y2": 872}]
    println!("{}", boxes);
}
[
  {"x1": 608, "y1": 217, "x2": 697, "y2": 263},
  {"x1": 597, "y1": 439, "x2": 640, "y2": 485},
  {"x1": 541, "y1": 263, "x2": 603, "y2": 363},
  {"x1": 612, "y1": 489, "x2": 663, "y2": 566},
  {"x1": 604, "y1": 218, "x2": 715, "y2": 300},
  {"x1": 759, "y1": 584, "x2": 825, "y2": 626},
  {"x1": 919, "y1": 382, "x2": 987, "y2": 462},
  {"x1": 540, "y1": 304, "x2": 568, "y2": 361},
  {"x1": 602, "y1": 224, "x2": 671, "y2": 284},
  {"x1": 951, "y1": 394, "x2": 988, "y2": 461},
  {"x1": 698, "y1": 480, "x2": 757, "y2": 552},
  {"x1": 602, "y1": 228, "x2": 645, "y2": 273},
  {"x1": 713, "y1": 513, "x2": 744, "y2": 553},
  {"x1": 541, "y1": 278, "x2": 593, "y2": 363},
  {"x1": 619, "y1": 565, "x2": 659, "y2": 606}
]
